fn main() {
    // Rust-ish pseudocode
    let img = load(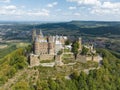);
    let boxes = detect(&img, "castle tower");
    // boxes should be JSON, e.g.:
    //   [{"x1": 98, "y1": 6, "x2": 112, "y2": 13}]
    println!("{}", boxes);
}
[
  {"x1": 39, "y1": 29, "x2": 43, "y2": 37},
  {"x1": 78, "y1": 37, "x2": 82, "y2": 51},
  {"x1": 32, "y1": 29, "x2": 36, "y2": 42},
  {"x1": 47, "y1": 36, "x2": 55, "y2": 54},
  {"x1": 34, "y1": 39, "x2": 39, "y2": 55}
]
